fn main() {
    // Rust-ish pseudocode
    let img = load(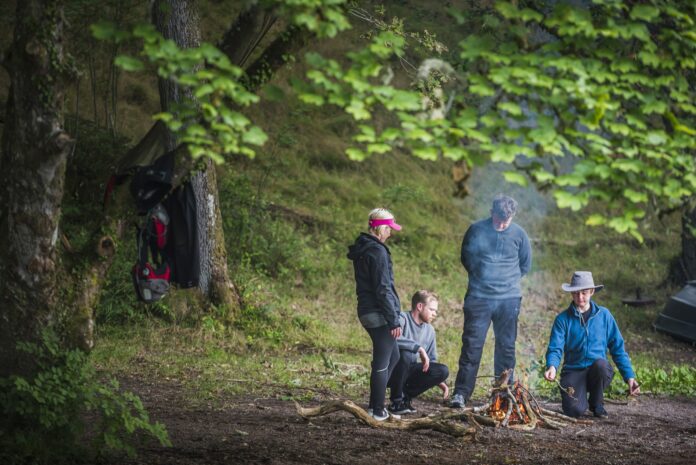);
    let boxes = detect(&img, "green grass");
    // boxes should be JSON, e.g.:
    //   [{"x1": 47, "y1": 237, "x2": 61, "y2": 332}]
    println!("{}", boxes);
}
[{"x1": 91, "y1": 128, "x2": 692, "y2": 407}]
